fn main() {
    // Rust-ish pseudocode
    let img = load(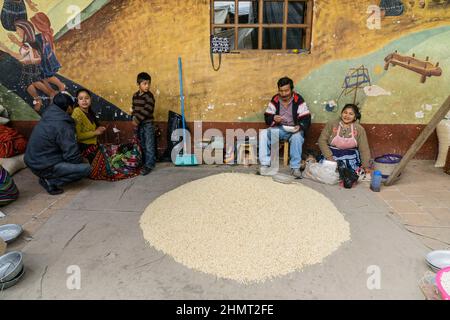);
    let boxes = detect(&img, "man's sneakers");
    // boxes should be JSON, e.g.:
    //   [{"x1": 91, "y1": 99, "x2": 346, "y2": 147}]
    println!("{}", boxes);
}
[
  {"x1": 39, "y1": 178, "x2": 64, "y2": 195},
  {"x1": 259, "y1": 166, "x2": 303, "y2": 178},
  {"x1": 140, "y1": 166, "x2": 153, "y2": 176},
  {"x1": 291, "y1": 168, "x2": 303, "y2": 179}
]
